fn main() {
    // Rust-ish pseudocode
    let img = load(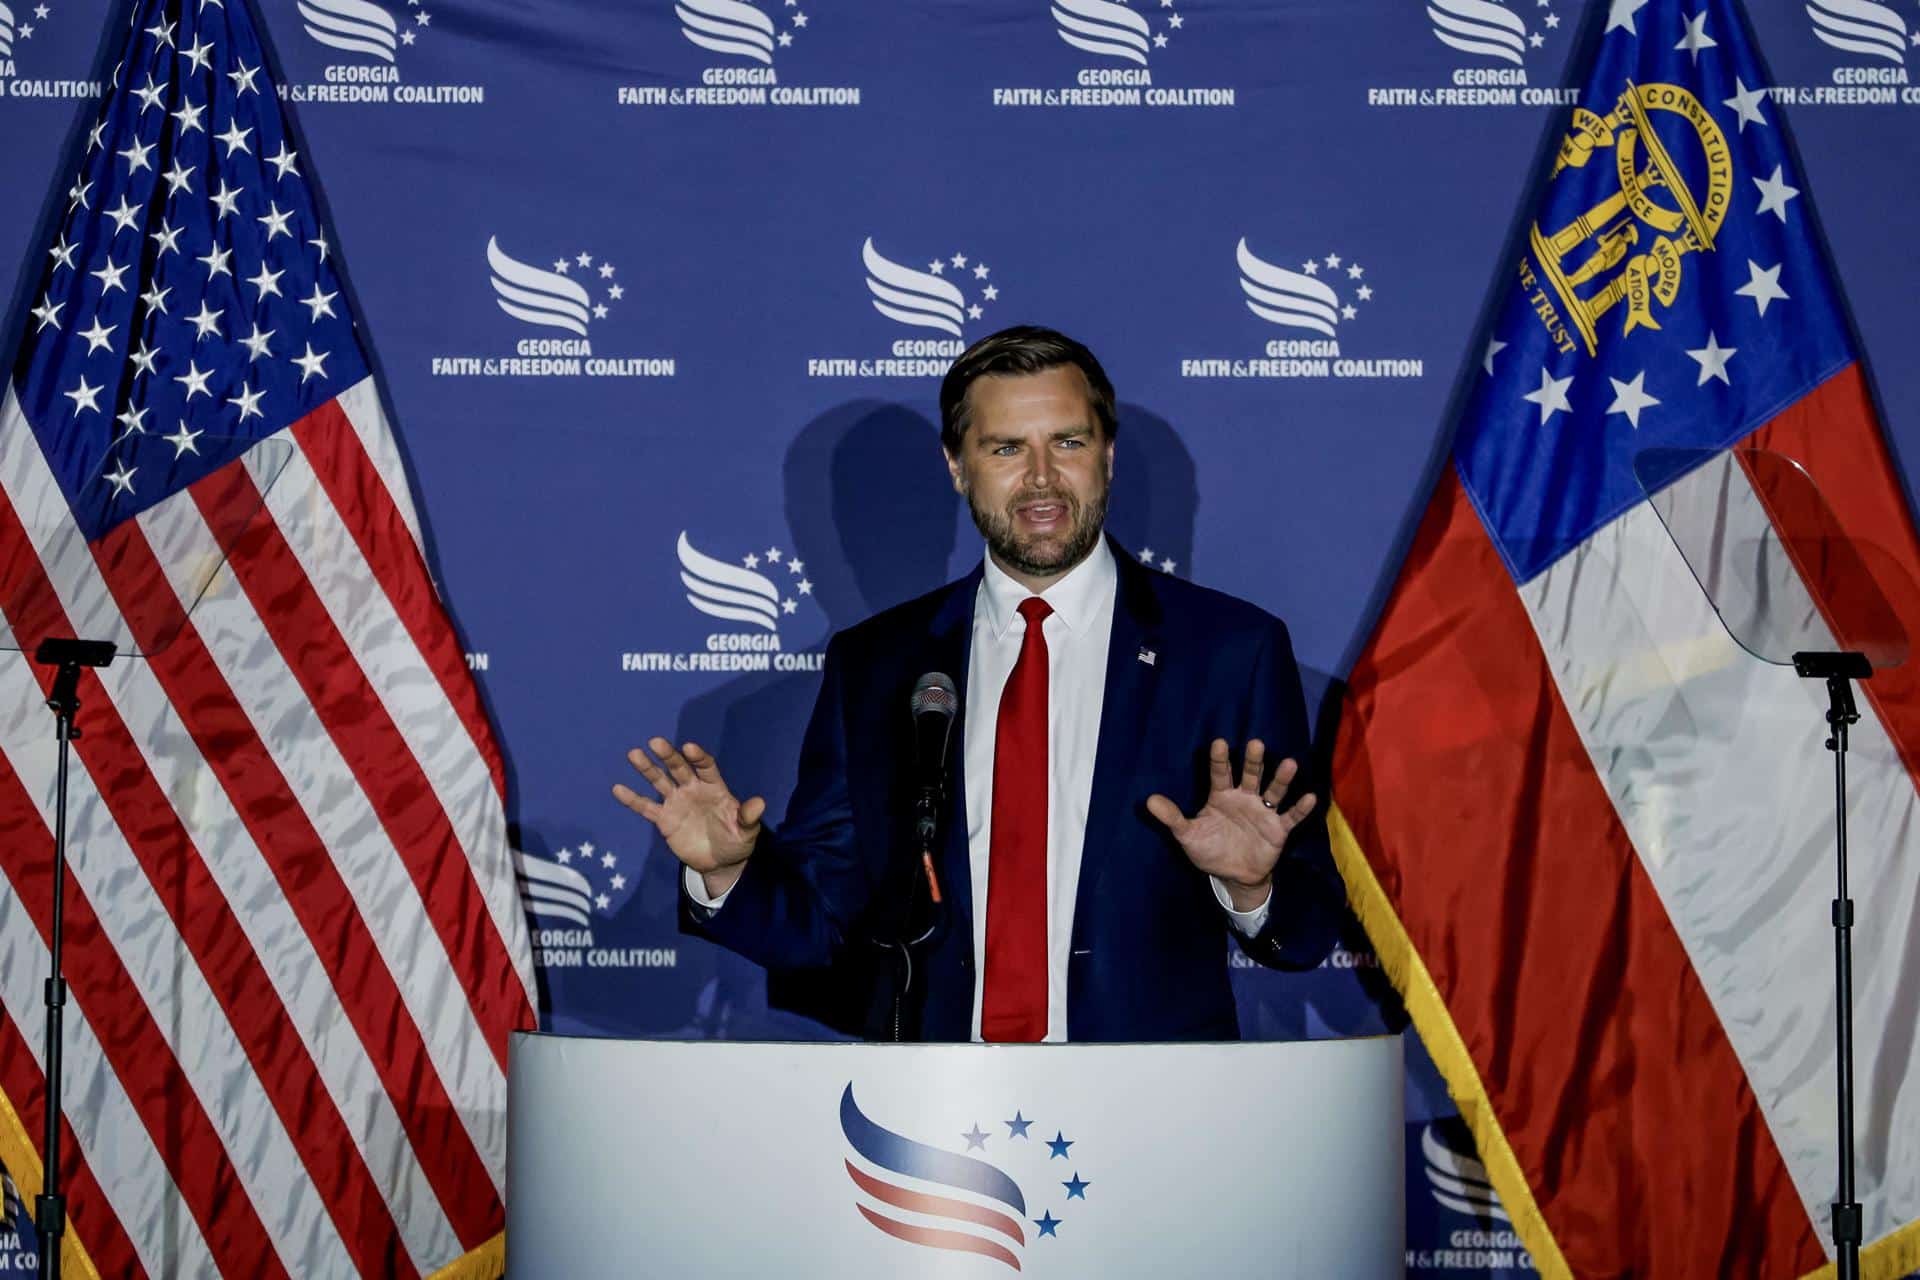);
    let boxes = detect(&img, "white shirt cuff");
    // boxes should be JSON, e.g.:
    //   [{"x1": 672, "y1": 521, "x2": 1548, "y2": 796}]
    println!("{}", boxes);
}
[
  {"x1": 684, "y1": 865, "x2": 732, "y2": 913},
  {"x1": 1210, "y1": 875, "x2": 1272, "y2": 938}
]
